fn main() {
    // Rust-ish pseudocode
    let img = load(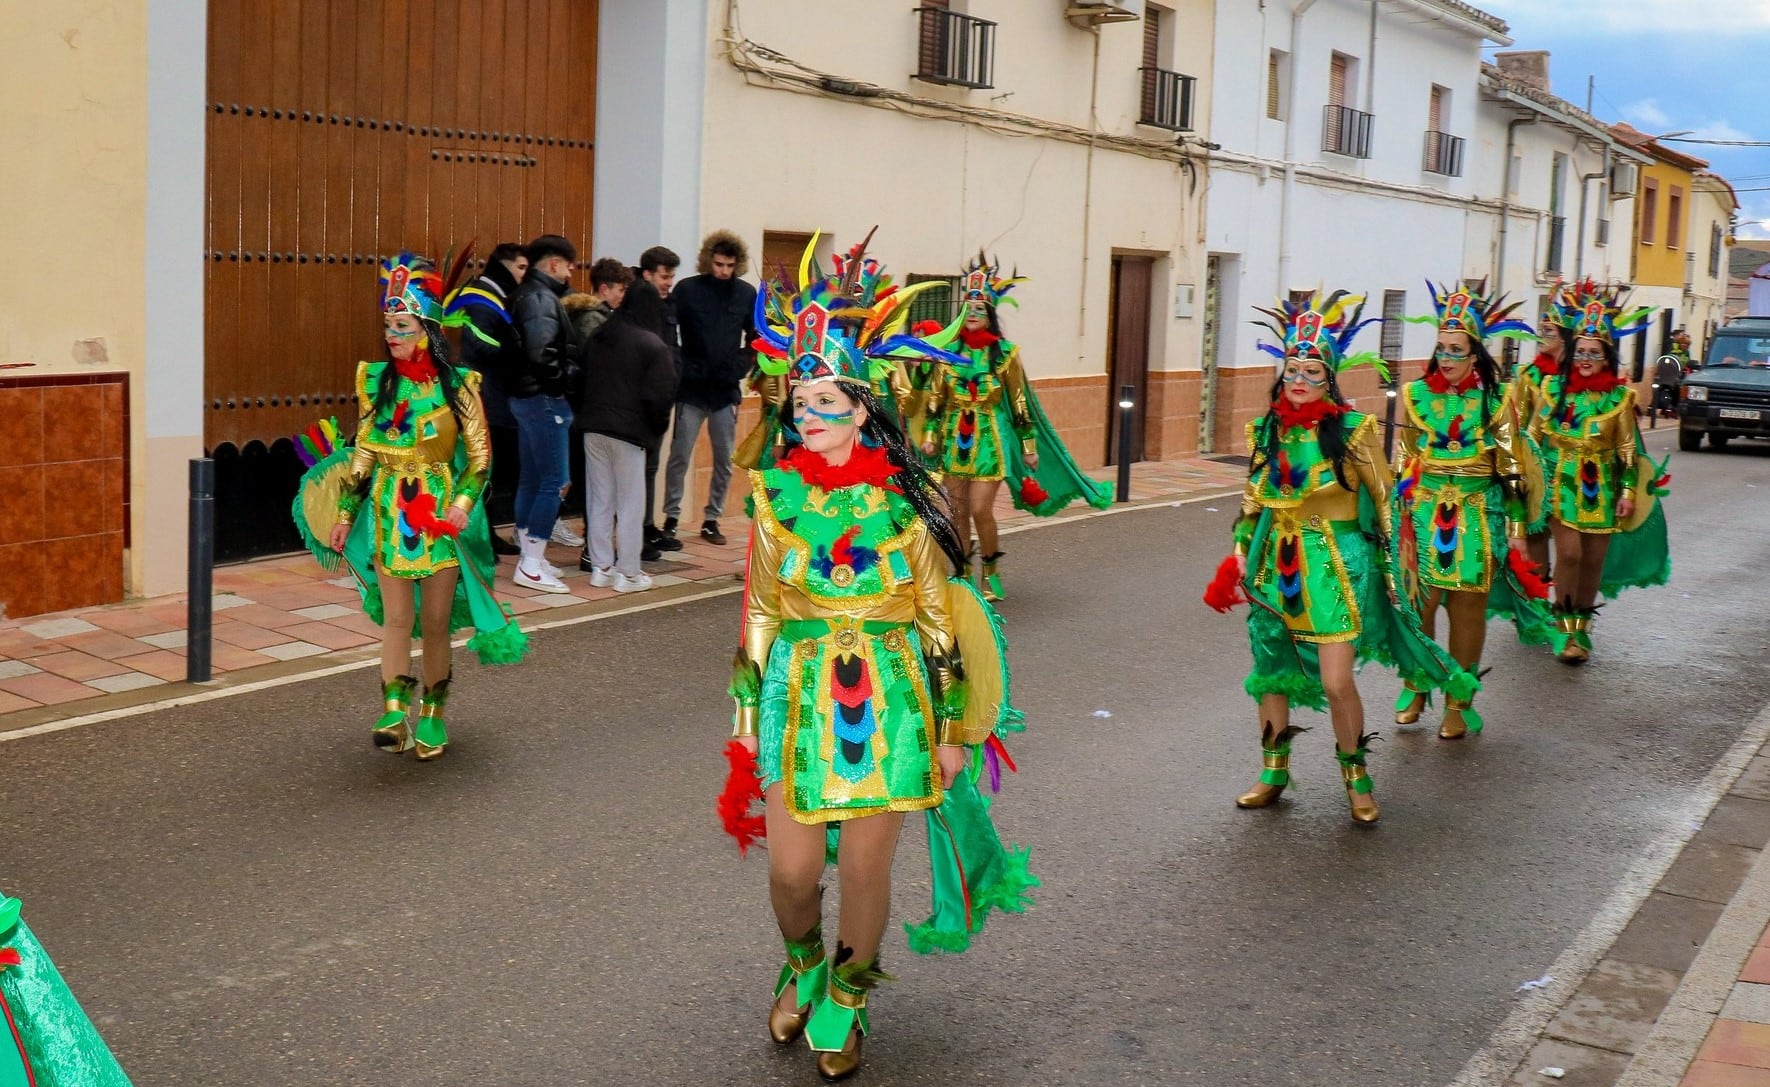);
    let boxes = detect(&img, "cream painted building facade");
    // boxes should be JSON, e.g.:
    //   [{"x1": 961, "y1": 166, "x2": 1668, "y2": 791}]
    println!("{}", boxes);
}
[{"x1": 602, "y1": 0, "x2": 1219, "y2": 488}]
